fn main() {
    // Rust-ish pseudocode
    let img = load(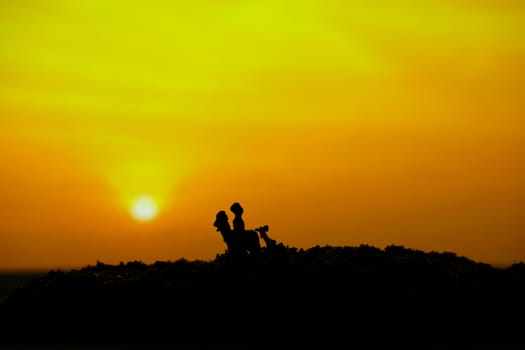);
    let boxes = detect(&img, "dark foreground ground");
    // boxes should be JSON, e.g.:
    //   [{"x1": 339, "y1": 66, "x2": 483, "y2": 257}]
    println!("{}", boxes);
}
[
  {"x1": 0, "y1": 272, "x2": 47, "y2": 304},
  {"x1": 1, "y1": 245, "x2": 524, "y2": 349}
]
